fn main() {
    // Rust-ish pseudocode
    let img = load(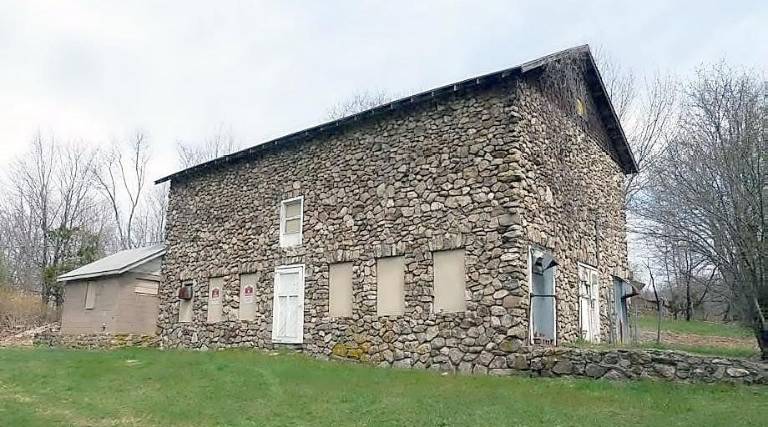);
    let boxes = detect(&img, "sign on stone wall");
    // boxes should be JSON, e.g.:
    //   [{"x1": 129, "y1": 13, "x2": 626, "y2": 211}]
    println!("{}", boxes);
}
[
  {"x1": 207, "y1": 278, "x2": 224, "y2": 323},
  {"x1": 239, "y1": 274, "x2": 258, "y2": 321}
]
